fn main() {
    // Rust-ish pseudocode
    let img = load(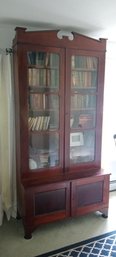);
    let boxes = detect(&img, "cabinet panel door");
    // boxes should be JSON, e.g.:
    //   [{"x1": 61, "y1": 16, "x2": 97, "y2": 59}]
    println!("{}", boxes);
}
[
  {"x1": 25, "y1": 48, "x2": 65, "y2": 174},
  {"x1": 65, "y1": 50, "x2": 105, "y2": 171},
  {"x1": 71, "y1": 174, "x2": 110, "y2": 217},
  {"x1": 27, "y1": 182, "x2": 70, "y2": 225}
]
